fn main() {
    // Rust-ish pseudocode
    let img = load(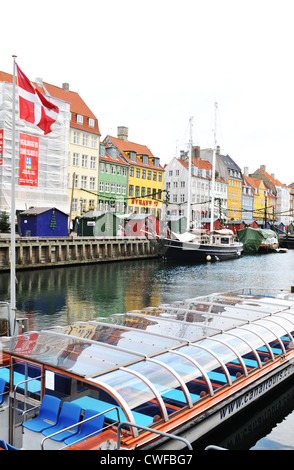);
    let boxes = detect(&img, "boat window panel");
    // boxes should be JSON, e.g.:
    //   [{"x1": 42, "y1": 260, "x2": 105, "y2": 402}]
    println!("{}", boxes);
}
[
  {"x1": 196, "y1": 337, "x2": 243, "y2": 378},
  {"x1": 177, "y1": 344, "x2": 228, "y2": 389},
  {"x1": 129, "y1": 360, "x2": 190, "y2": 409},
  {"x1": 153, "y1": 351, "x2": 208, "y2": 400},
  {"x1": 170, "y1": 301, "x2": 270, "y2": 320},
  {"x1": 240, "y1": 323, "x2": 282, "y2": 358},
  {"x1": 91, "y1": 369, "x2": 158, "y2": 412}
]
